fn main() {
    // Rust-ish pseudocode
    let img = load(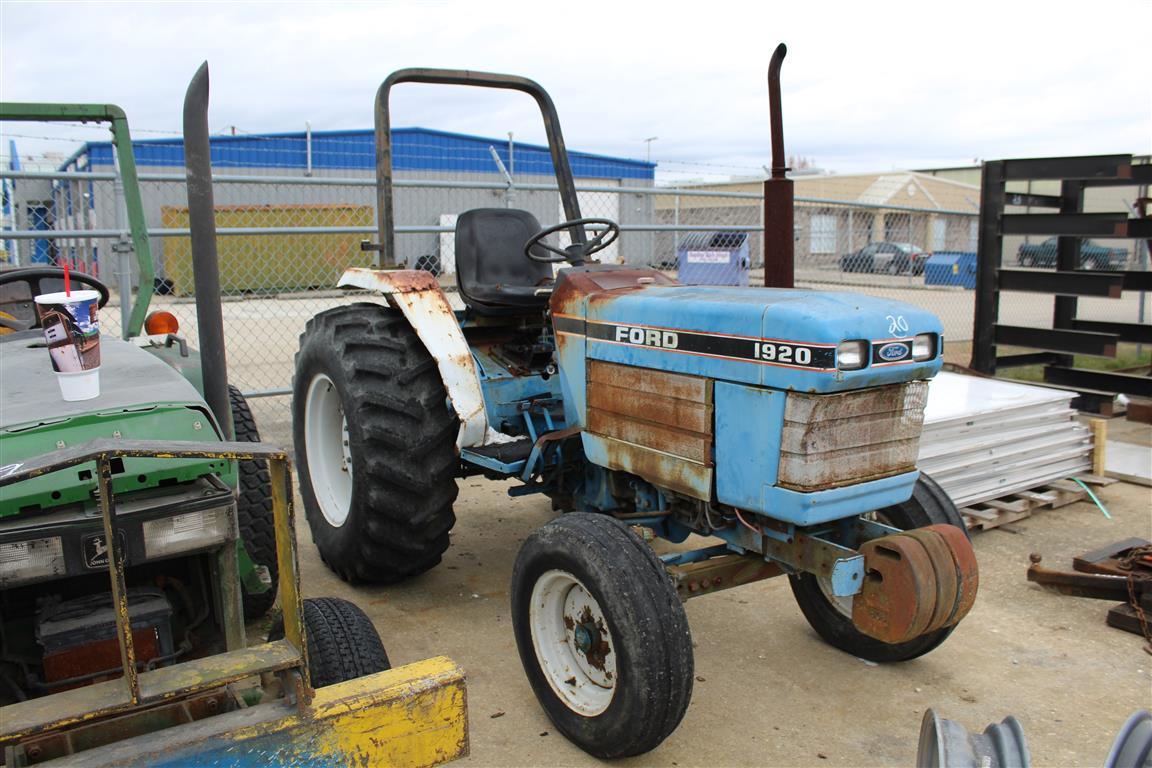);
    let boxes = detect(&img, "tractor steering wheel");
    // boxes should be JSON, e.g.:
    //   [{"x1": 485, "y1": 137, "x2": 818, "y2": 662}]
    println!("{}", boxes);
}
[
  {"x1": 524, "y1": 218, "x2": 621, "y2": 267},
  {"x1": 0, "y1": 268, "x2": 110, "y2": 332}
]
